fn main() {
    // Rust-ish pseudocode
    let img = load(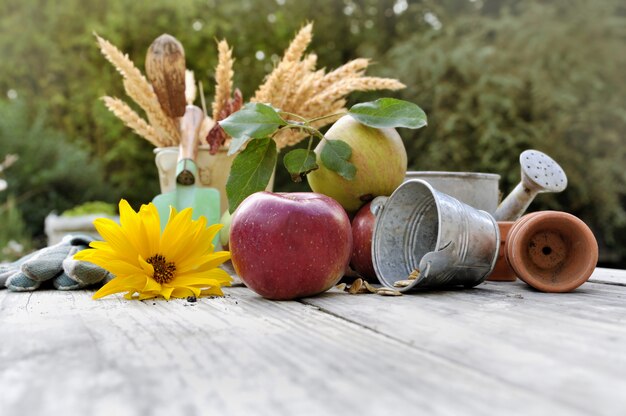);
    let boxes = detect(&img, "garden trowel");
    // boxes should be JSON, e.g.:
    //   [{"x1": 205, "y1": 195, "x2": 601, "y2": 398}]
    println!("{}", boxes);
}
[{"x1": 152, "y1": 105, "x2": 220, "y2": 230}]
